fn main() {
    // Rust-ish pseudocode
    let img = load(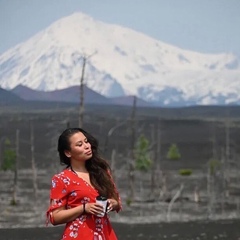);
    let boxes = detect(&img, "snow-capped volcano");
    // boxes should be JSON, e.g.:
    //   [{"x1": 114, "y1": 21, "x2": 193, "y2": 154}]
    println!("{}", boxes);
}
[{"x1": 0, "y1": 12, "x2": 239, "y2": 106}]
